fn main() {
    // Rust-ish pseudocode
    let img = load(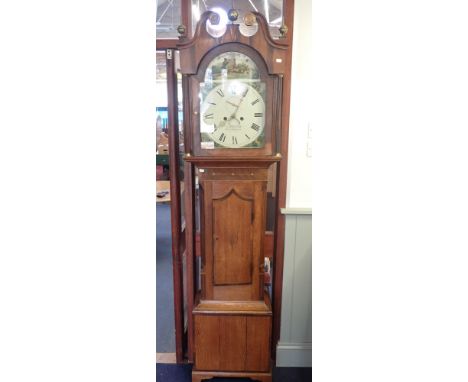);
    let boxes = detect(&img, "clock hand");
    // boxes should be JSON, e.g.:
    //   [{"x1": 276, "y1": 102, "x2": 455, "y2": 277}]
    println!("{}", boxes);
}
[
  {"x1": 226, "y1": 100, "x2": 240, "y2": 107},
  {"x1": 229, "y1": 87, "x2": 250, "y2": 119}
]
